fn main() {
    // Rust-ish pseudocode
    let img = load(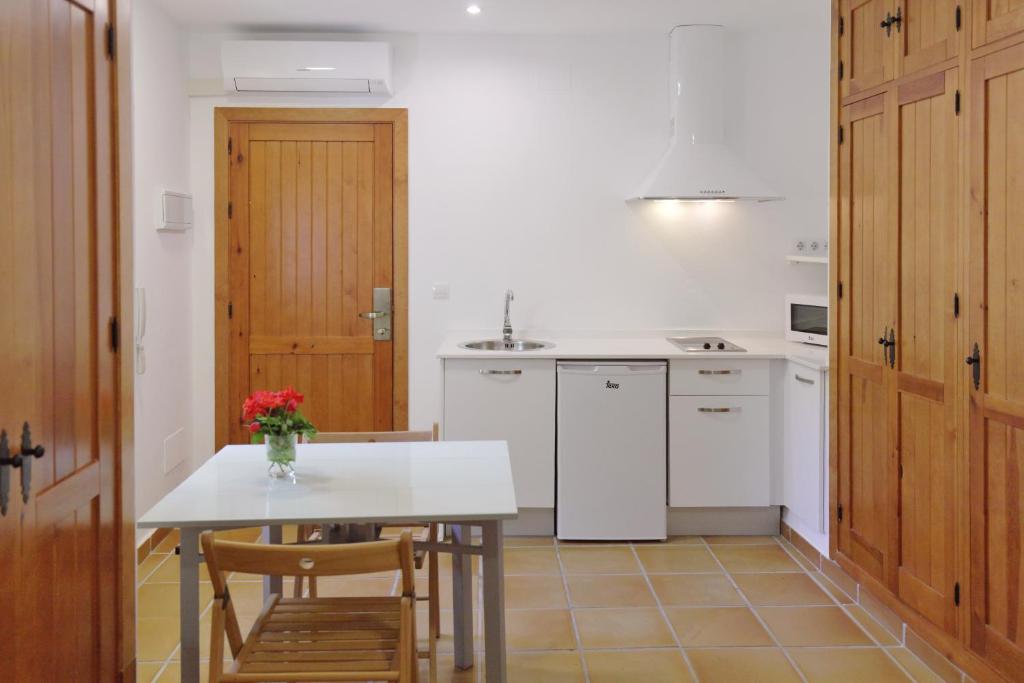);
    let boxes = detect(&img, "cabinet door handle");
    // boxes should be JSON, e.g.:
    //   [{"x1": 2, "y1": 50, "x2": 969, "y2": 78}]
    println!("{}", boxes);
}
[
  {"x1": 795, "y1": 374, "x2": 815, "y2": 385},
  {"x1": 479, "y1": 369, "x2": 522, "y2": 376},
  {"x1": 698, "y1": 407, "x2": 737, "y2": 413},
  {"x1": 697, "y1": 369, "x2": 739, "y2": 375}
]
